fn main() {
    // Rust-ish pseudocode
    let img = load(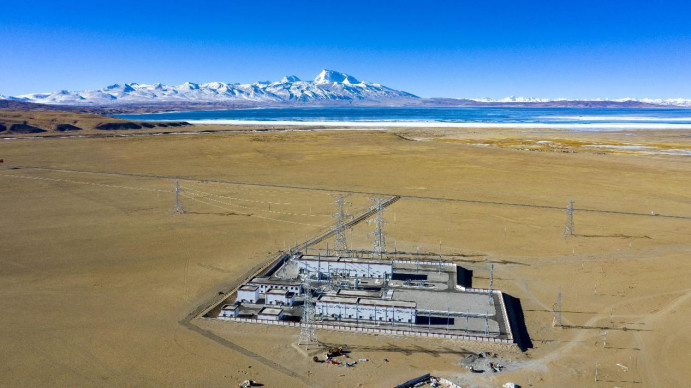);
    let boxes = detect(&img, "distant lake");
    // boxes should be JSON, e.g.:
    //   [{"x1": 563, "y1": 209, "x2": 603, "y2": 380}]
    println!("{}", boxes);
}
[{"x1": 117, "y1": 107, "x2": 691, "y2": 131}]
